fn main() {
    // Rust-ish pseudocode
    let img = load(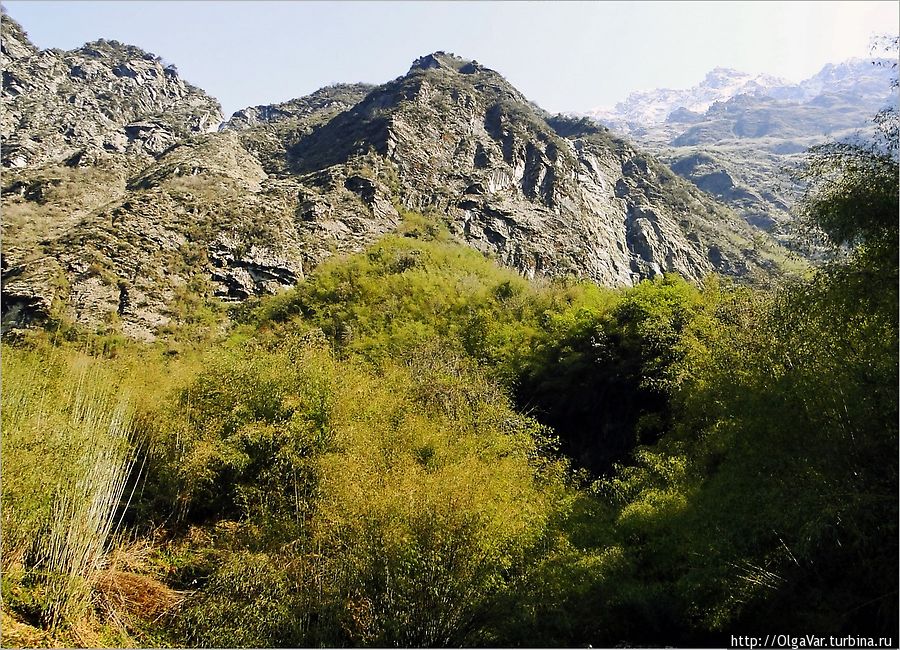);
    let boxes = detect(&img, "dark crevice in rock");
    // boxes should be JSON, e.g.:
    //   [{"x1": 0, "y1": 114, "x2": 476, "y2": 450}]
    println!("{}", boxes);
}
[{"x1": 117, "y1": 283, "x2": 129, "y2": 316}]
